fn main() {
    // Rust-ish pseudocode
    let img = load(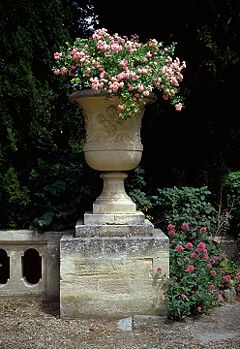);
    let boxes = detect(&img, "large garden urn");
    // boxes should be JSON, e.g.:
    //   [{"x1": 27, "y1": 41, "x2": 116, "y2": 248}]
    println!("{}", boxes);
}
[{"x1": 69, "y1": 89, "x2": 155, "y2": 217}]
